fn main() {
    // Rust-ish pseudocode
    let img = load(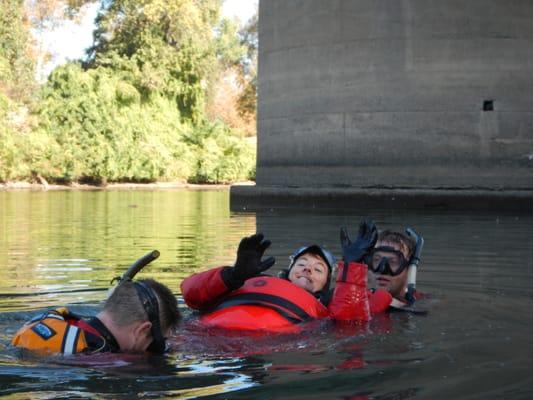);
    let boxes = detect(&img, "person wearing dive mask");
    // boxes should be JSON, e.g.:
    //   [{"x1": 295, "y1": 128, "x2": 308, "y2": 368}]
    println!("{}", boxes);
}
[
  {"x1": 368, "y1": 230, "x2": 419, "y2": 303},
  {"x1": 12, "y1": 278, "x2": 180, "y2": 356}
]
